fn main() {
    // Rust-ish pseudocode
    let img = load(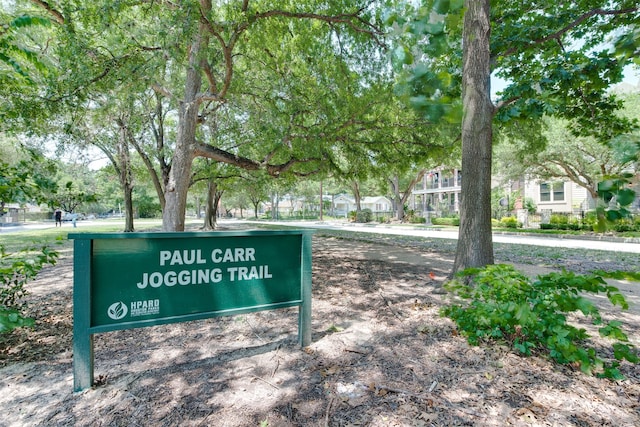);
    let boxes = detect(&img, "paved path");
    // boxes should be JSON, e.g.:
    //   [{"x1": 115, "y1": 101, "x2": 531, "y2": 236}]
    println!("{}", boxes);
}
[{"x1": 236, "y1": 219, "x2": 639, "y2": 253}]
